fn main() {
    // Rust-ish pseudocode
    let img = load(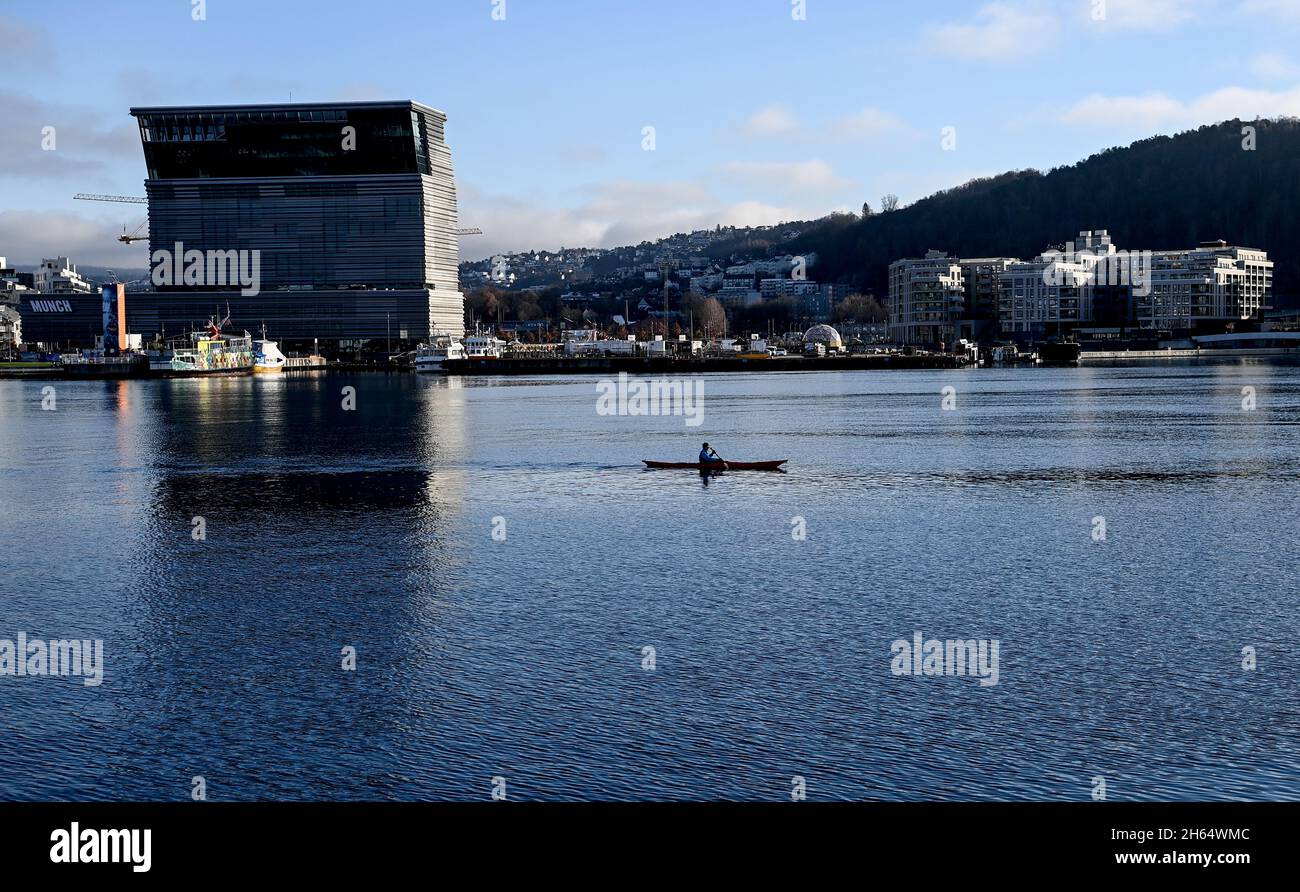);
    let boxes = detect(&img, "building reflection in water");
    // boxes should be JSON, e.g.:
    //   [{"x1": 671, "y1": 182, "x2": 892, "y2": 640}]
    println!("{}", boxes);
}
[{"x1": 112, "y1": 373, "x2": 471, "y2": 798}]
